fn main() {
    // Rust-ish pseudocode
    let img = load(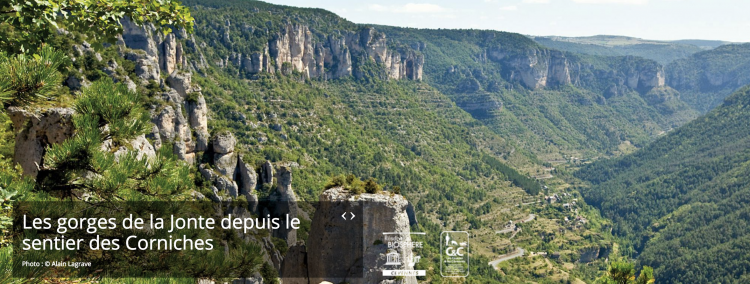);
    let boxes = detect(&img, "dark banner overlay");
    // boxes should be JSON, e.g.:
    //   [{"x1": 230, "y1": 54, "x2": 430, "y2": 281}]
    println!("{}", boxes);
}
[{"x1": 12, "y1": 201, "x2": 363, "y2": 279}]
